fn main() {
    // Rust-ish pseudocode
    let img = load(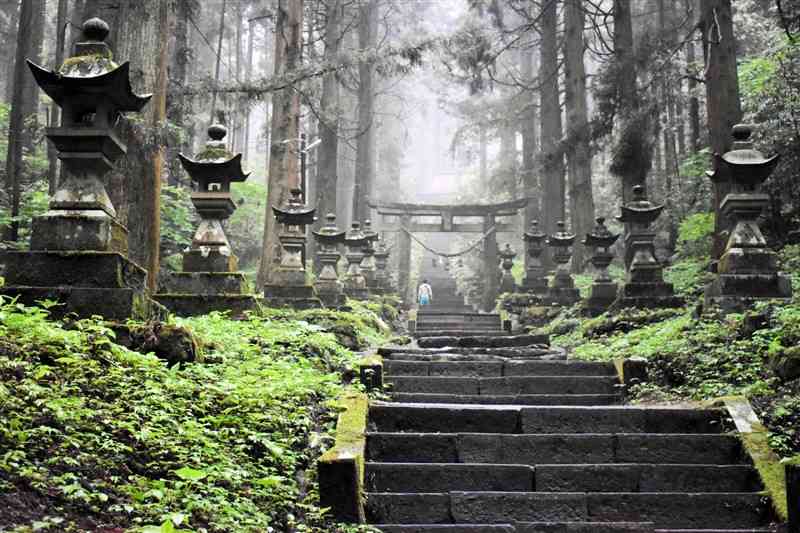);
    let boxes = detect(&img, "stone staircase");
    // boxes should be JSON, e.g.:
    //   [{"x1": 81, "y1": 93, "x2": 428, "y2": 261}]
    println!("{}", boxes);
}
[{"x1": 366, "y1": 341, "x2": 777, "y2": 532}]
